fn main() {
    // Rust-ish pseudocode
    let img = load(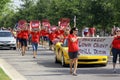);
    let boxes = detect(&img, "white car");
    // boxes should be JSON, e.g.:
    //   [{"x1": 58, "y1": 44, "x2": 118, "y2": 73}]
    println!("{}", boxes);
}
[{"x1": 0, "y1": 30, "x2": 16, "y2": 50}]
